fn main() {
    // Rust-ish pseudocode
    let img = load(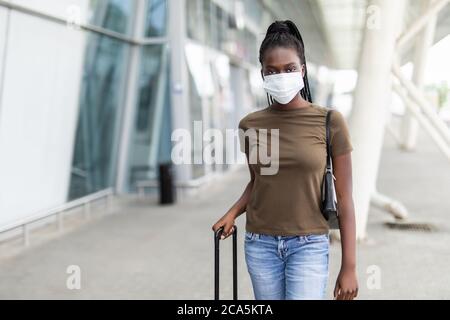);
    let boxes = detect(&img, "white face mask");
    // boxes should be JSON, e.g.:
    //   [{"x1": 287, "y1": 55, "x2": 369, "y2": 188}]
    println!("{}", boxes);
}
[{"x1": 263, "y1": 71, "x2": 304, "y2": 105}]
